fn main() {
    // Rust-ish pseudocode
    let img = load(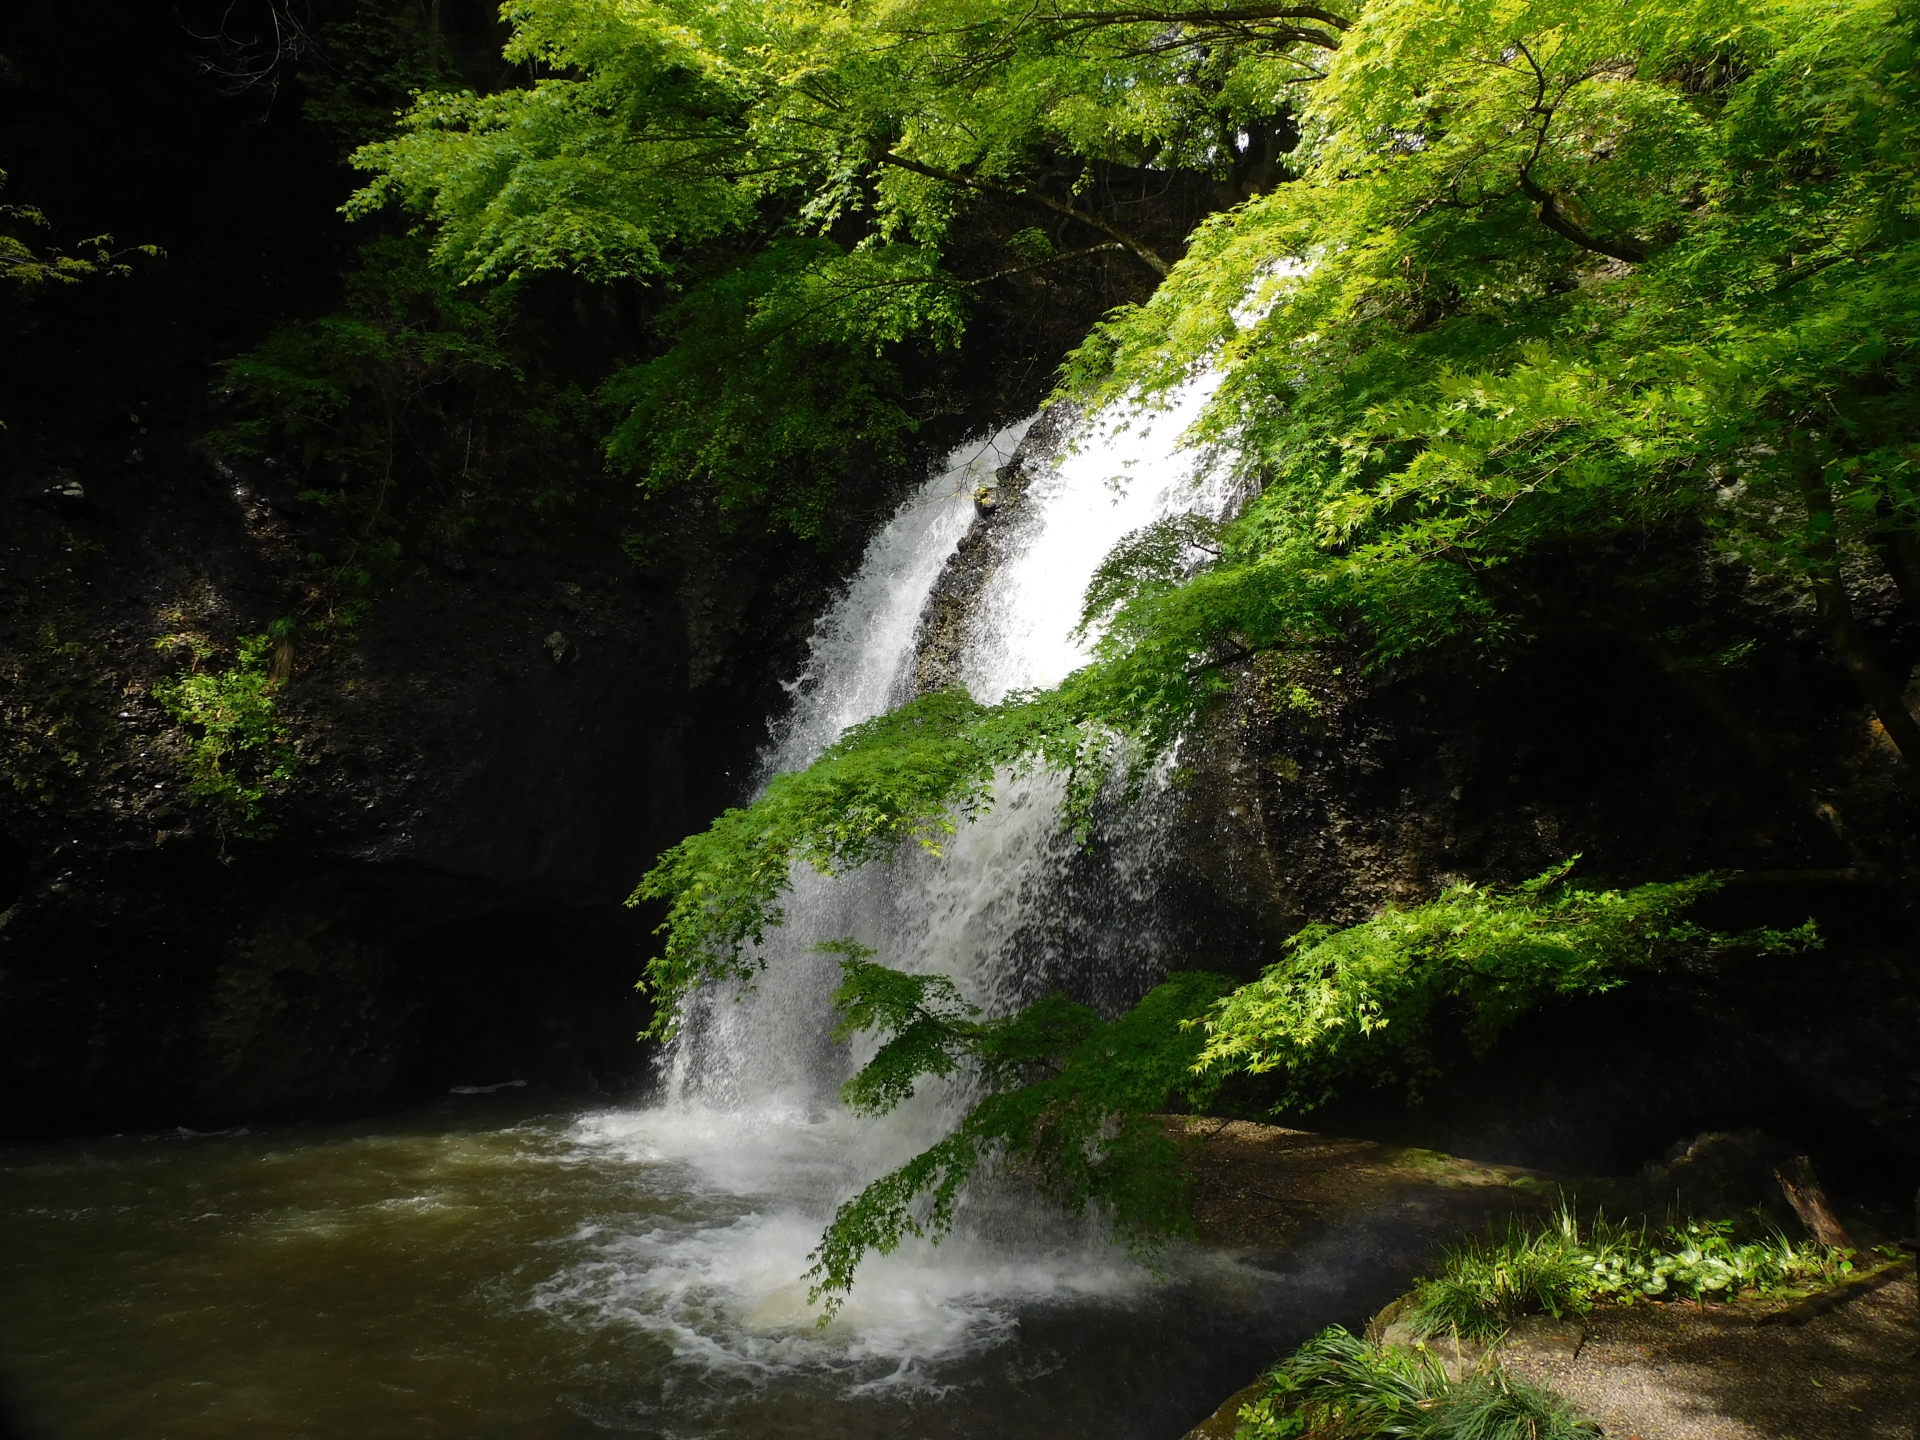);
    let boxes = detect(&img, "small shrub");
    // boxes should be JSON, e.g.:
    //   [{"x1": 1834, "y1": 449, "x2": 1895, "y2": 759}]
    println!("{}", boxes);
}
[
  {"x1": 1424, "y1": 1371, "x2": 1600, "y2": 1440},
  {"x1": 1410, "y1": 1220, "x2": 1598, "y2": 1339},
  {"x1": 1234, "y1": 1326, "x2": 1599, "y2": 1440},
  {"x1": 152, "y1": 631, "x2": 299, "y2": 834},
  {"x1": 1407, "y1": 1203, "x2": 1853, "y2": 1340}
]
